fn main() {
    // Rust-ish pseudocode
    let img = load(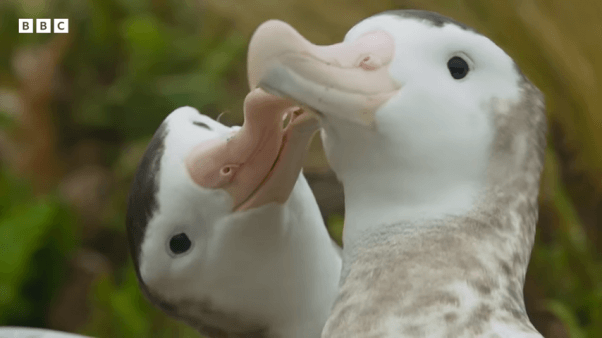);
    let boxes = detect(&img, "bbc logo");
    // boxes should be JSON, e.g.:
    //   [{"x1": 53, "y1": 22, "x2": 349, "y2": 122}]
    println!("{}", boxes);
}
[{"x1": 19, "y1": 19, "x2": 69, "y2": 33}]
